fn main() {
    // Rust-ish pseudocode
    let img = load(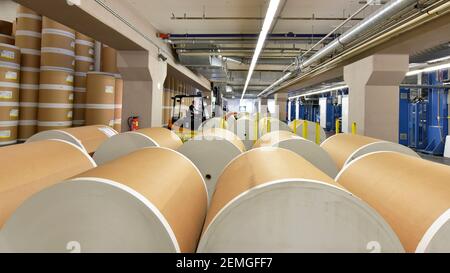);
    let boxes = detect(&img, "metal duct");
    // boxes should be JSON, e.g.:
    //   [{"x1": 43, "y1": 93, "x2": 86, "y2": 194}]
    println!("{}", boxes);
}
[{"x1": 299, "y1": 0, "x2": 417, "y2": 70}]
